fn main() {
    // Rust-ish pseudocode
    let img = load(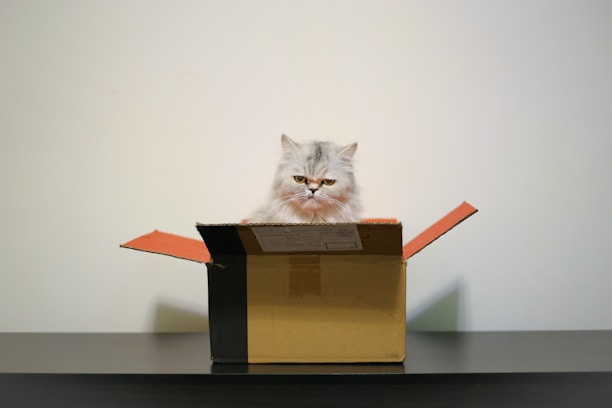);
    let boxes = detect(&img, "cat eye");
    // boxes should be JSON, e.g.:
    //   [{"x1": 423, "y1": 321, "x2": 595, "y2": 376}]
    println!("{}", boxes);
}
[
  {"x1": 321, "y1": 179, "x2": 336, "y2": 186},
  {"x1": 293, "y1": 176, "x2": 307, "y2": 184}
]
